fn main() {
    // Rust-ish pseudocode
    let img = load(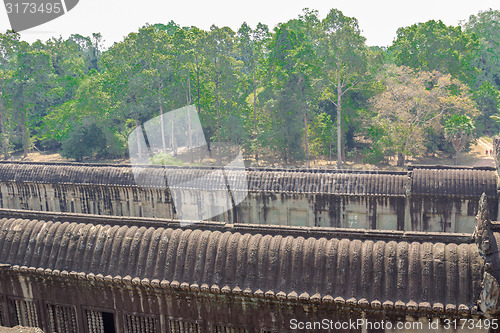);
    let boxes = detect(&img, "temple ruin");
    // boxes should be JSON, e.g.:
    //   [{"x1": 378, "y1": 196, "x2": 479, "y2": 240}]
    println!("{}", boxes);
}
[
  {"x1": 0, "y1": 162, "x2": 497, "y2": 233},
  {"x1": 0, "y1": 160, "x2": 499, "y2": 332}
]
